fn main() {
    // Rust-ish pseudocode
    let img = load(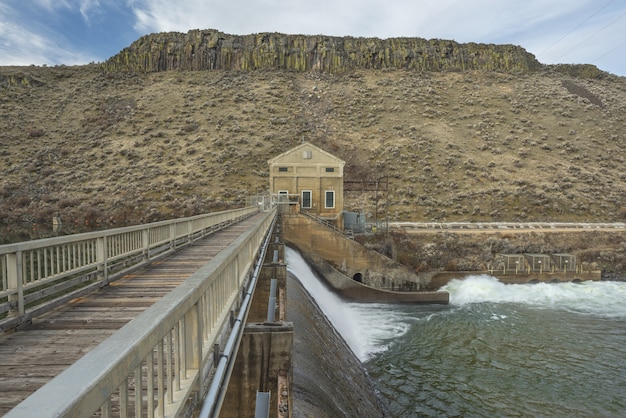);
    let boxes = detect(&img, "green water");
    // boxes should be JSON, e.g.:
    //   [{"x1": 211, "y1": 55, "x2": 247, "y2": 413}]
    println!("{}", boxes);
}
[
  {"x1": 286, "y1": 248, "x2": 626, "y2": 417},
  {"x1": 365, "y1": 278, "x2": 626, "y2": 417}
]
